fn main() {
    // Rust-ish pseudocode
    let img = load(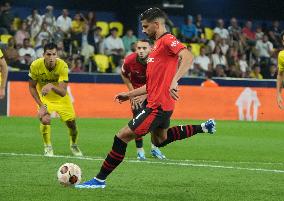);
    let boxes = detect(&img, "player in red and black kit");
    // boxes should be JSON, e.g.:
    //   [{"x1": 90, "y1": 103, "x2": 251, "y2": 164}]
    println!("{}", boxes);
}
[
  {"x1": 76, "y1": 7, "x2": 216, "y2": 189},
  {"x1": 121, "y1": 39, "x2": 166, "y2": 160}
]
